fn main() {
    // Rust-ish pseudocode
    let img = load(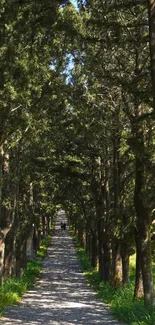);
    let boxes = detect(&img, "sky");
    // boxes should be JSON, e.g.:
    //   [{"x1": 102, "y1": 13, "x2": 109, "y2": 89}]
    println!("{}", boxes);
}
[{"x1": 70, "y1": 0, "x2": 78, "y2": 9}]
